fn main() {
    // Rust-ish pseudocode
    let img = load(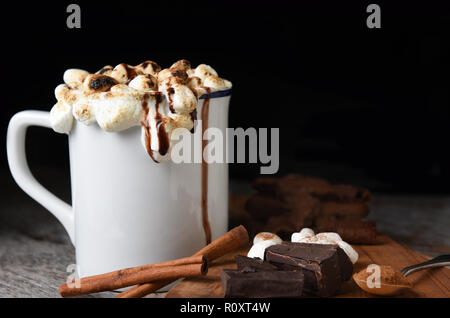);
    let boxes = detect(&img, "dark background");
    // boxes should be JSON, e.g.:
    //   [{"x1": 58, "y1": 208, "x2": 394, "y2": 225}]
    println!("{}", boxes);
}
[{"x1": 1, "y1": 0, "x2": 450, "y2": 194}]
